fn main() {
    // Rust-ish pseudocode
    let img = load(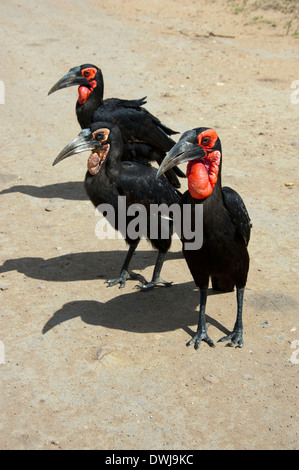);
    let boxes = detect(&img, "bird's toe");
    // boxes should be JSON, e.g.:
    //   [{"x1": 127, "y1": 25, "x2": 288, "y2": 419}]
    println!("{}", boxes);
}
[
  {"x1": 186, "y1": 331, "x2": 215, "y2": 349},
  {"x1": 135, "y1": 282, "x2": 155, "y2": 292},
  {"x1": 106, "y1": 270, "x2": 129, "y2": 288},
  {"x1": 218, "y1": 329, "x2": 243, "y2": 348},
  {"x1": 136, "y1": 278, "x2": 173, "y2": 292}
]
